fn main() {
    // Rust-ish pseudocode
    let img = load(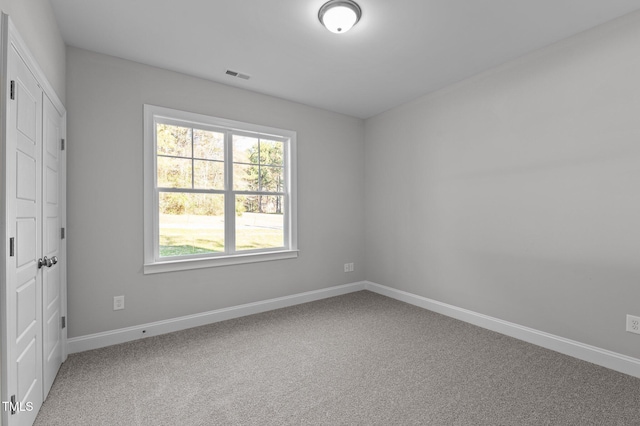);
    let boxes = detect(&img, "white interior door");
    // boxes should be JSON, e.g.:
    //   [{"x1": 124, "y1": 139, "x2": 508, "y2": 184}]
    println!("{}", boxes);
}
[
  {"x1": 6, "y1": 44, "x2": 44, "y2": 426},
  {"x1": 2, "y1": 16, "x2": 67, "y2": 426},
  {"x1": 41, "y1": 94, "x2": 63, "y2": 398}
]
